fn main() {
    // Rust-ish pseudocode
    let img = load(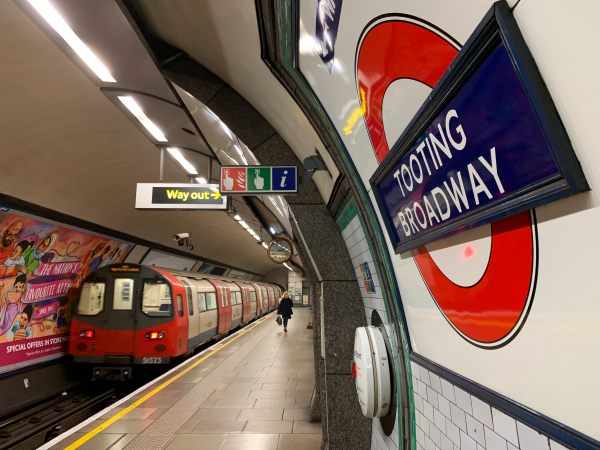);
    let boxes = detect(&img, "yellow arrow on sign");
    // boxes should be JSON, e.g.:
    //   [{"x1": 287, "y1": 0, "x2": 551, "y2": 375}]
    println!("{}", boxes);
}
[{"x1": 211, "y1": 190, "x2": 221, "y2": 200}]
